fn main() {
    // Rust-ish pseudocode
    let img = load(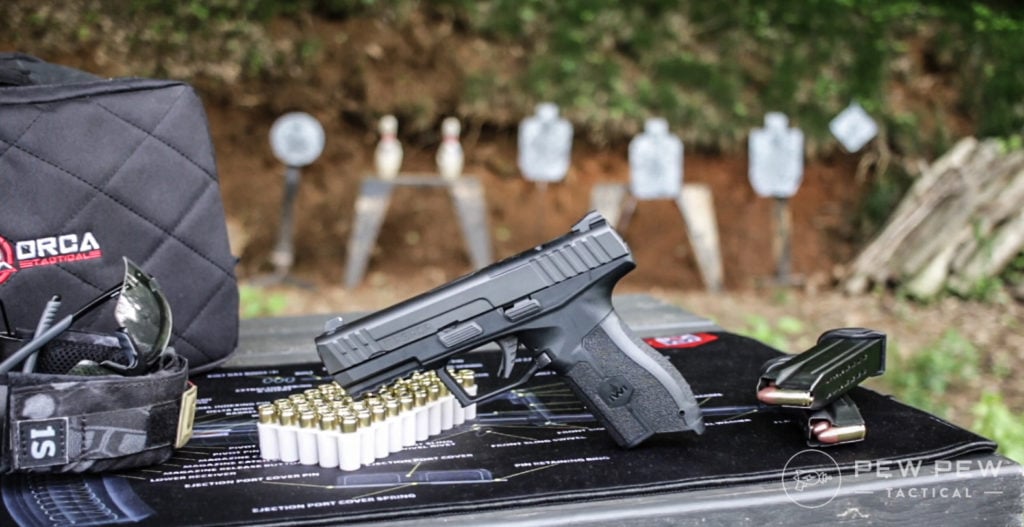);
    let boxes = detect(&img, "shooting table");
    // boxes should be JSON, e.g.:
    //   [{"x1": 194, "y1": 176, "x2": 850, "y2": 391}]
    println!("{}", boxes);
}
[{"x1": 2, "y1": 295, "x2": 1021, "y2": 526}]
